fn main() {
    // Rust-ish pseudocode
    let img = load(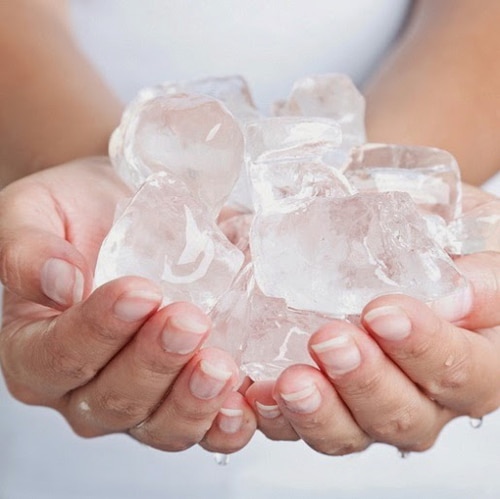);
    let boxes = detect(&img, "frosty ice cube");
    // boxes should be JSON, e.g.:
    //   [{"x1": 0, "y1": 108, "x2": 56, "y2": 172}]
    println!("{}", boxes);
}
[
  {"x1": 109, "y1": 92, "x2": 244, "y2": 217},
  {"x1": 272, "y1": 73, "x2": 366, "y2": 147},
  {"x1": 158, "y1": 75, "x2": 260, "y2": 122},
  {"x1": 248, "y1": 155, "x2": 355, "y2": 212},
  {"x1": 251, "y1": 191, "x2": 467, "y2": 316},
  {"x1": 345, "y1": 143, "x2": 462, "y2": 222},
  {"x1": 245, "y1": 117, "x2": 342, "y2": 164},
  {"x1": 208, "y1": 265, "x2": 338, "y2": 381},
  {"x1": 447, "y1": 198, "x2": 500, "y2": 254},
  {"x1": 94, "y1": 172, "x2": 244, "y2": 312}
]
